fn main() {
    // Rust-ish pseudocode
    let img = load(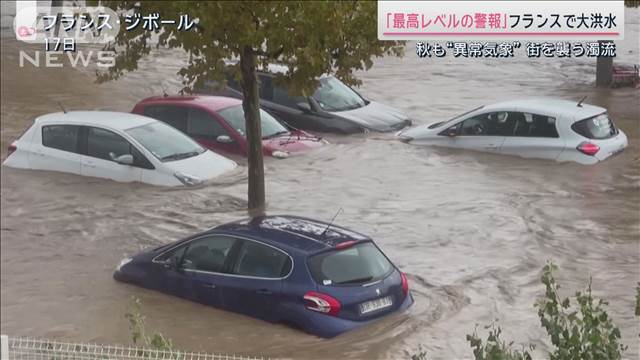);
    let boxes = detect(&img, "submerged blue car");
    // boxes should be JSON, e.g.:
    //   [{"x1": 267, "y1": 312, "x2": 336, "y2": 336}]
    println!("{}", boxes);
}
[{"x1": 114, "y1": 215, "x2": 413, "y2": 338}]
